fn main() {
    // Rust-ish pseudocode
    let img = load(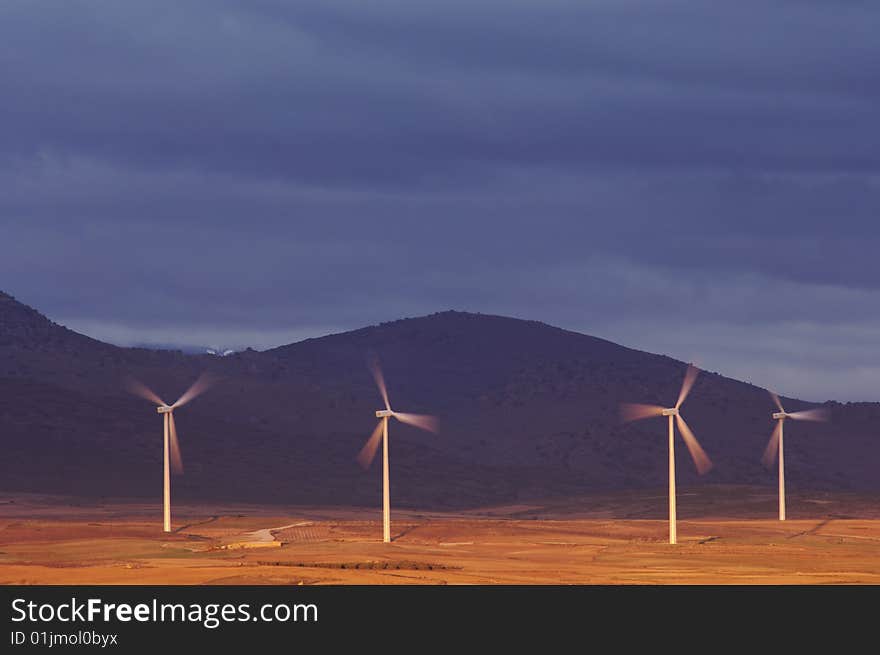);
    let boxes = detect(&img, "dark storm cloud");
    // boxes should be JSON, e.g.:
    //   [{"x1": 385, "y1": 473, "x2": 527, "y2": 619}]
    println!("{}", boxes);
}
[
  {"x1": 1, "y1": 1, "x2": 880, "y2": 400},
  {"x1": 3, "y1": 1, "x2": 879, "y2": 181}
]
